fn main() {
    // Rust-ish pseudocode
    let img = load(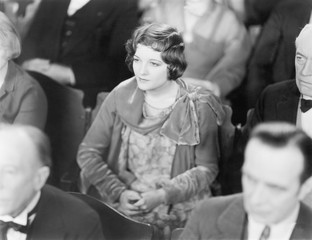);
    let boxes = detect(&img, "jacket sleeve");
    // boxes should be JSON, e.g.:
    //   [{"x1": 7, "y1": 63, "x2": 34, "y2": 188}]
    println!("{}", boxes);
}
[
  {"x1": 161, "y1": 101, "x2": 219, "y2": 204},
  {"x1": 13, "y1": 80, "x2": 47, "y2": 130},
  {"x1": 77, "y1": 90, "x2": 127, "y2": 202}
]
